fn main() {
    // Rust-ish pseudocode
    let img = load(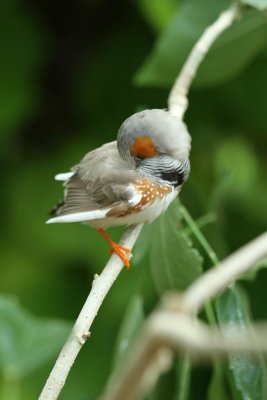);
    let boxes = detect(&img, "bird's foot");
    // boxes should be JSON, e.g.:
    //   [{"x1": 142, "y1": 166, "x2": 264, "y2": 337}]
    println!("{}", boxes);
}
[
  {"x1": 109, "y1": 243, "x2": 132, "y2": 269},
  {"x1": 97, "y1": 228, "x2": 132, "y2": 269}
]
